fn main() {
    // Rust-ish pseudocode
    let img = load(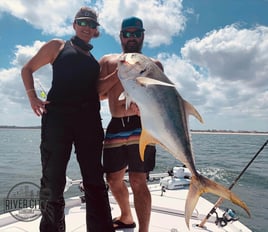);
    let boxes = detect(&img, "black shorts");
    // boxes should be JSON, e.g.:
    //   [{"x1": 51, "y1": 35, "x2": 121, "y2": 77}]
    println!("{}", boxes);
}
[{"x1": 103, "y1": 116, "x2": 156, "y2": 173}]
